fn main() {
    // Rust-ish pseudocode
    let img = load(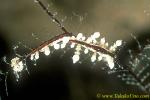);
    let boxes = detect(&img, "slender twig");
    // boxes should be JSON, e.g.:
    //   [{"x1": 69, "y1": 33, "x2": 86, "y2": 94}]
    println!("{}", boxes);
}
[
  {"x1": 23, "y1": 33, "x2": 114, "y2": 59},
  {"x1": 25, "y1": 32, "x2": 70, "y2": 58},
  {"x1": 35, "y1": 0, "x2": 70, "y2": 34}
]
